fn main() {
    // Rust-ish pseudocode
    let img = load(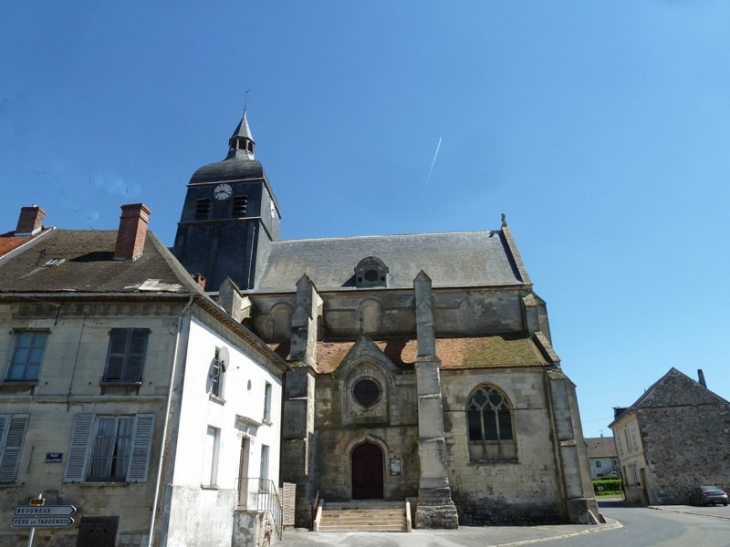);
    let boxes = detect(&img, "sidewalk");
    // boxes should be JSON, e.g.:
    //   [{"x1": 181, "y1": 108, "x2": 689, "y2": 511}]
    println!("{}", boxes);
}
[
  {"x1": 649, "y1": 504, "x2": 730, "y2": 520},
  {"x1": 280, "y1": 518, "x2": 622, "y2": 547}
]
